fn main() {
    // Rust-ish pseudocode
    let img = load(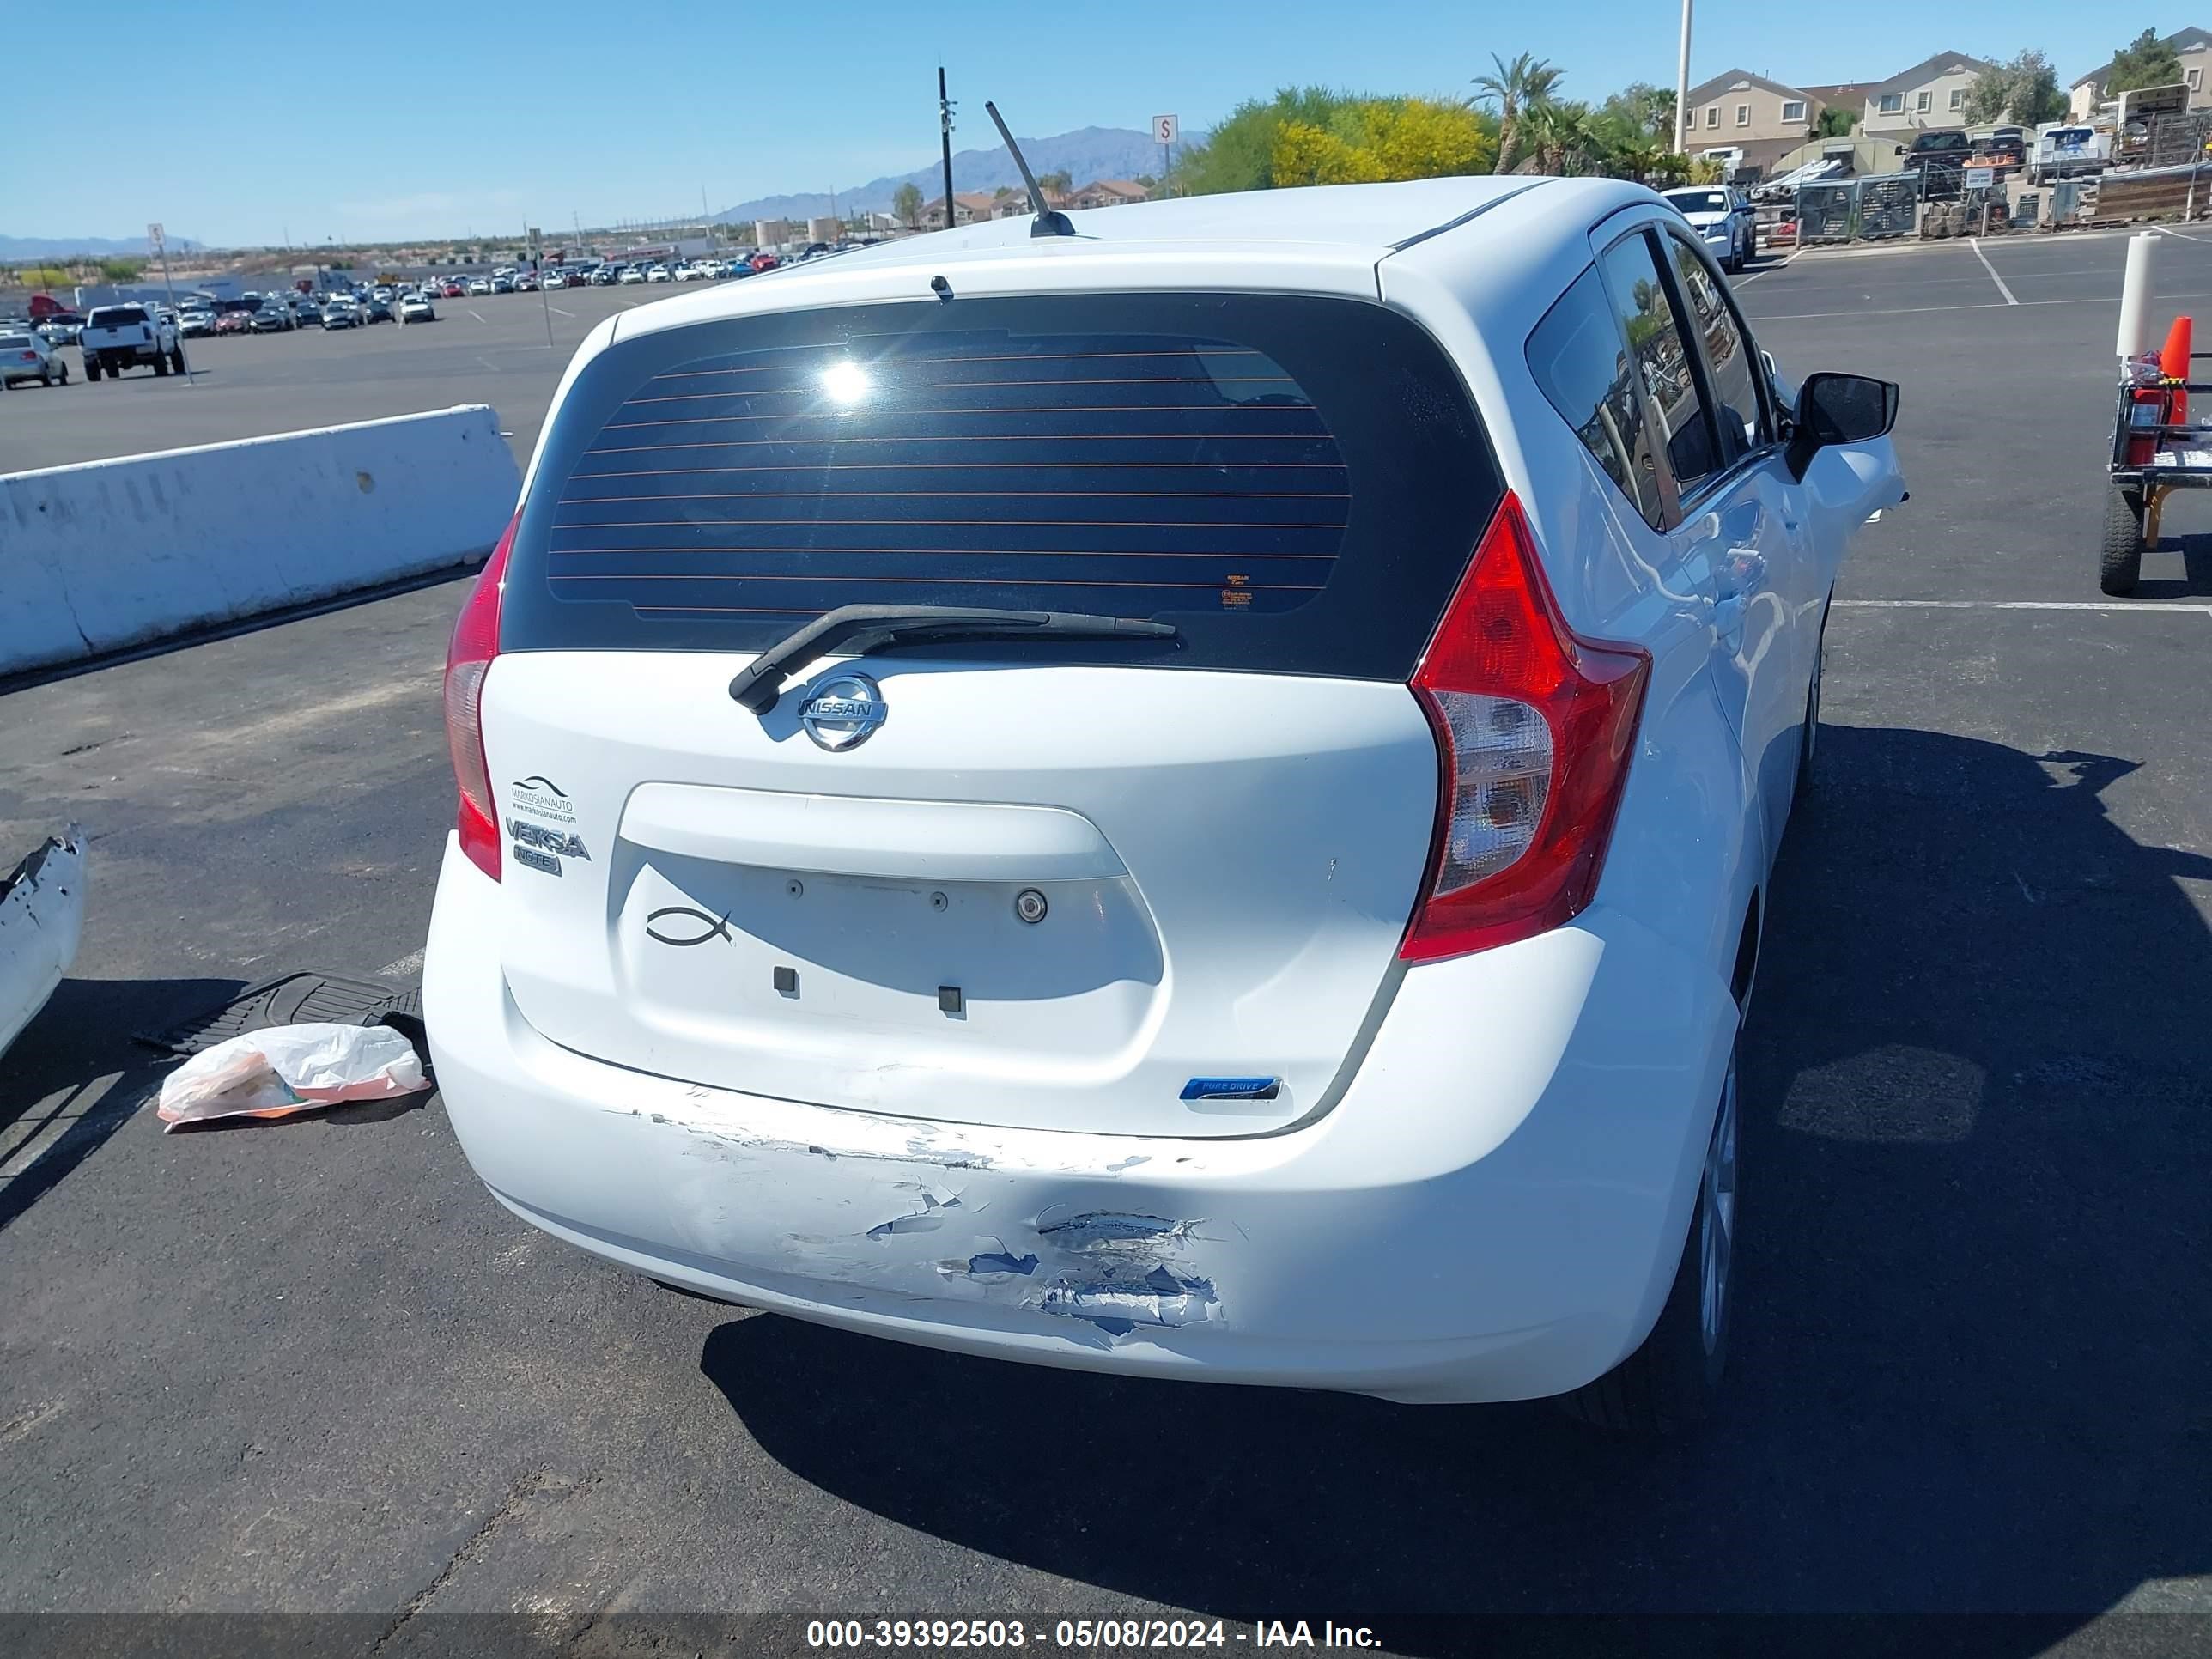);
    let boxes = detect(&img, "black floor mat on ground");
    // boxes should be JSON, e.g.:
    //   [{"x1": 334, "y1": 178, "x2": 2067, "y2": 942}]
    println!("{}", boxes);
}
[{"x1": 133, "y1": 971, "x2": 425, "y2": 1058}]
